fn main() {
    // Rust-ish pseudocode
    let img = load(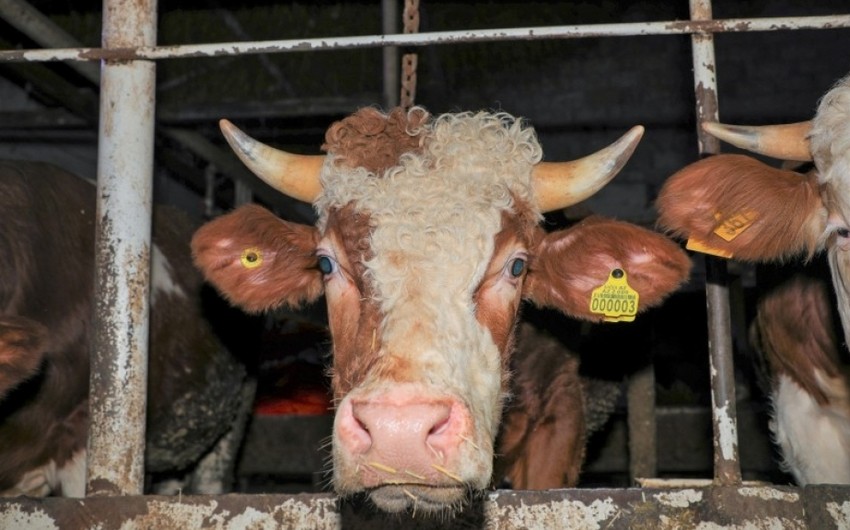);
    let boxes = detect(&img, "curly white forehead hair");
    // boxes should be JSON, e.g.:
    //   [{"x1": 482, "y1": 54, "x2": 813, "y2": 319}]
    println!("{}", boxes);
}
[{"x1": 810, "y1": 73, "x2": 850, "y2": 188}]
